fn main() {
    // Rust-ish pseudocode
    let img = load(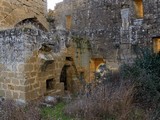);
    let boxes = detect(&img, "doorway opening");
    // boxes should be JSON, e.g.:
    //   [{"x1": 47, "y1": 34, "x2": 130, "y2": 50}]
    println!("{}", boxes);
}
[{"x1": 60, "y1": 65, "x2": 70, "y2": 90}]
